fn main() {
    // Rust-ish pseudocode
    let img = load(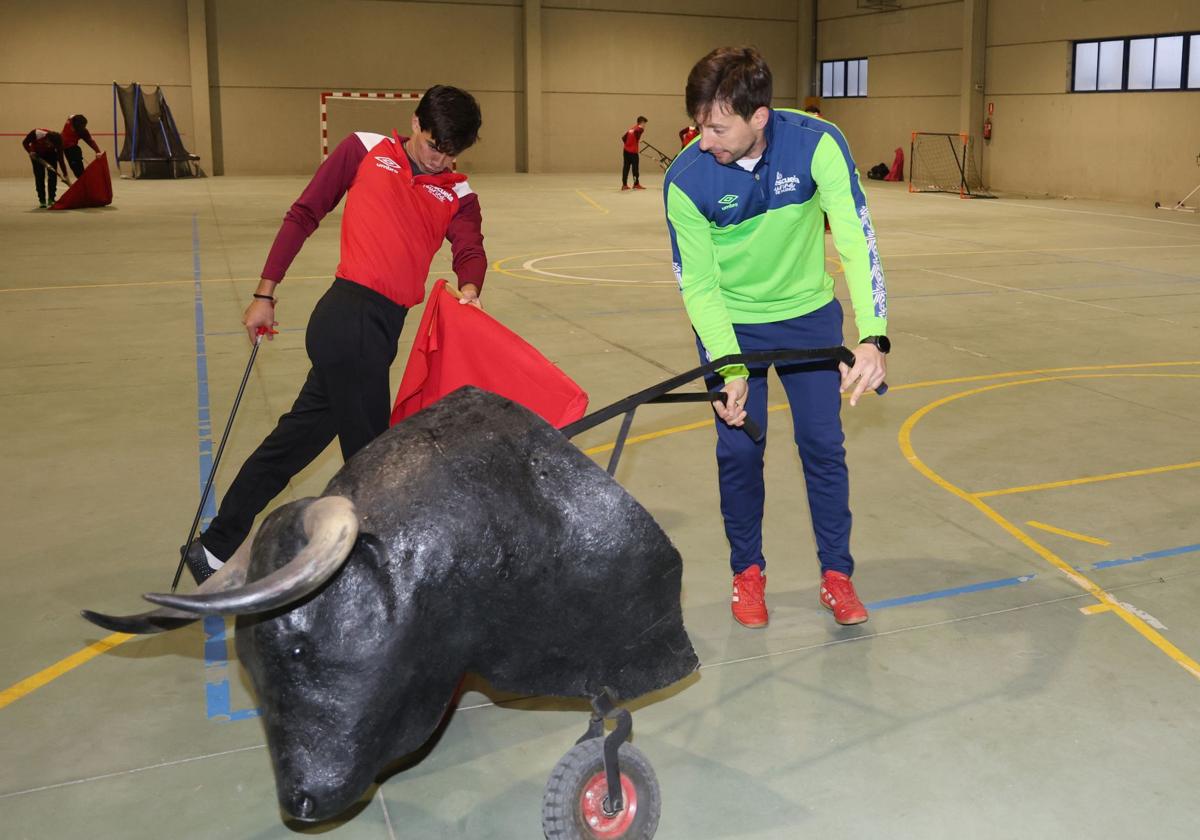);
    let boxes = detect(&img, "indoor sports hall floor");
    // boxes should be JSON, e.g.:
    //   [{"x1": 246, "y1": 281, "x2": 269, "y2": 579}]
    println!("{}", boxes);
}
[{"x1": 3, "y1": 169, "x2": 1200, "y2": 838}]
